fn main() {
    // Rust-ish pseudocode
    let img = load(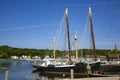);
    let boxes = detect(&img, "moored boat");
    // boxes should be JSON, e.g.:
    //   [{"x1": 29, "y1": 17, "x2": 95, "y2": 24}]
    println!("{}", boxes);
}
[{"x1": 32, "y1": 7, "x2": 100, "y2": 76}]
